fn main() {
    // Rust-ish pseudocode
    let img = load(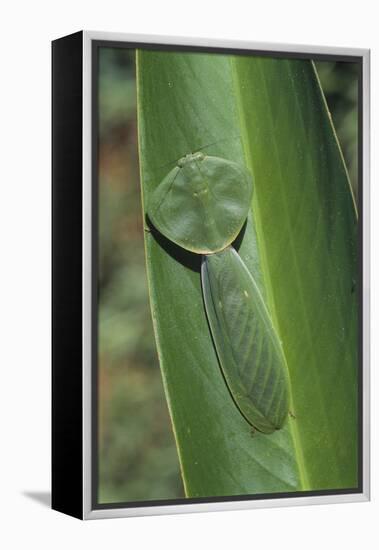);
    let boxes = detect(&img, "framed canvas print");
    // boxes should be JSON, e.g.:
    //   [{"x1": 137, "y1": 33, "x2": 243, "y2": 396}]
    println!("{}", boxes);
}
[{"x1": 52, "y1": 31, "x2": 370, "y2": 519}]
